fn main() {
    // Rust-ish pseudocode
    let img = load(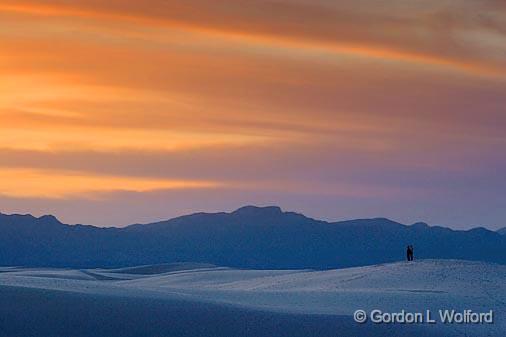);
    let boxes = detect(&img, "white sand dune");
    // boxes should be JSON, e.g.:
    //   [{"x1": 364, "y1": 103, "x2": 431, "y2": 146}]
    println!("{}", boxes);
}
[{"x1": 0, "y1": 260, "x2": 504, "y2": 337}]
